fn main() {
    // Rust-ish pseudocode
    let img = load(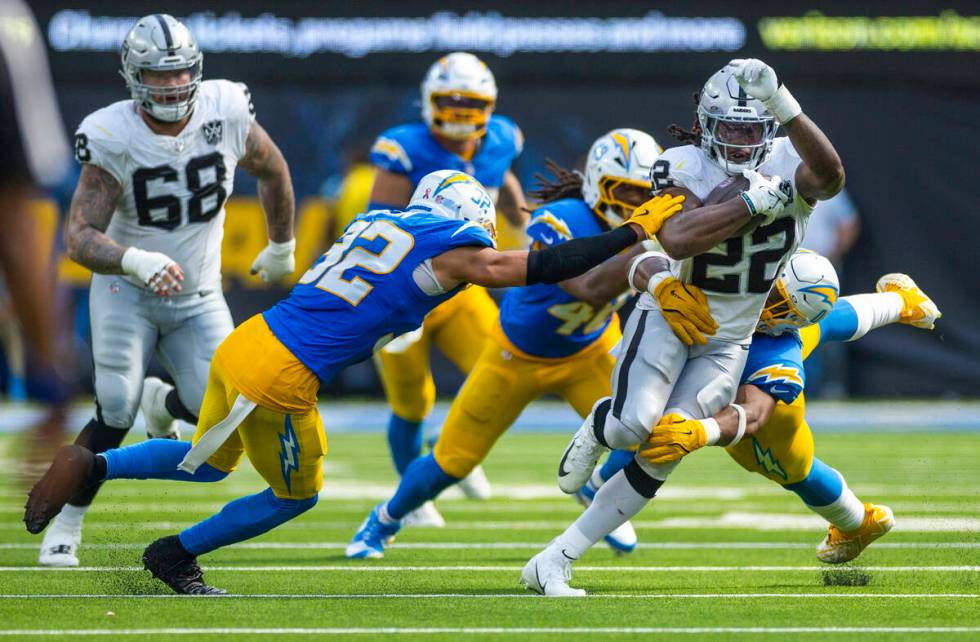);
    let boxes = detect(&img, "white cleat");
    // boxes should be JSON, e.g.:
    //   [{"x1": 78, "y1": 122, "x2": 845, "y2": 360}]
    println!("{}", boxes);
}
[
  {"x1": 558, "y1": 405, "x2": 608, "y2": 494},
  {"x1": 458, "y1": 465, "x2": 492, "y2": 501},
  {"x1": 140, "y1": 377, "x2": 180, "y2": 440},
  {"x1": 520, "y1": 548, "x2": 586, "y2": 597},
  {"x1": 38, "y1": 515, "x2": 81, "y2": 567},
  {"x1": 402, "y1": 501, "x2": 446, "y2": 528}
]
